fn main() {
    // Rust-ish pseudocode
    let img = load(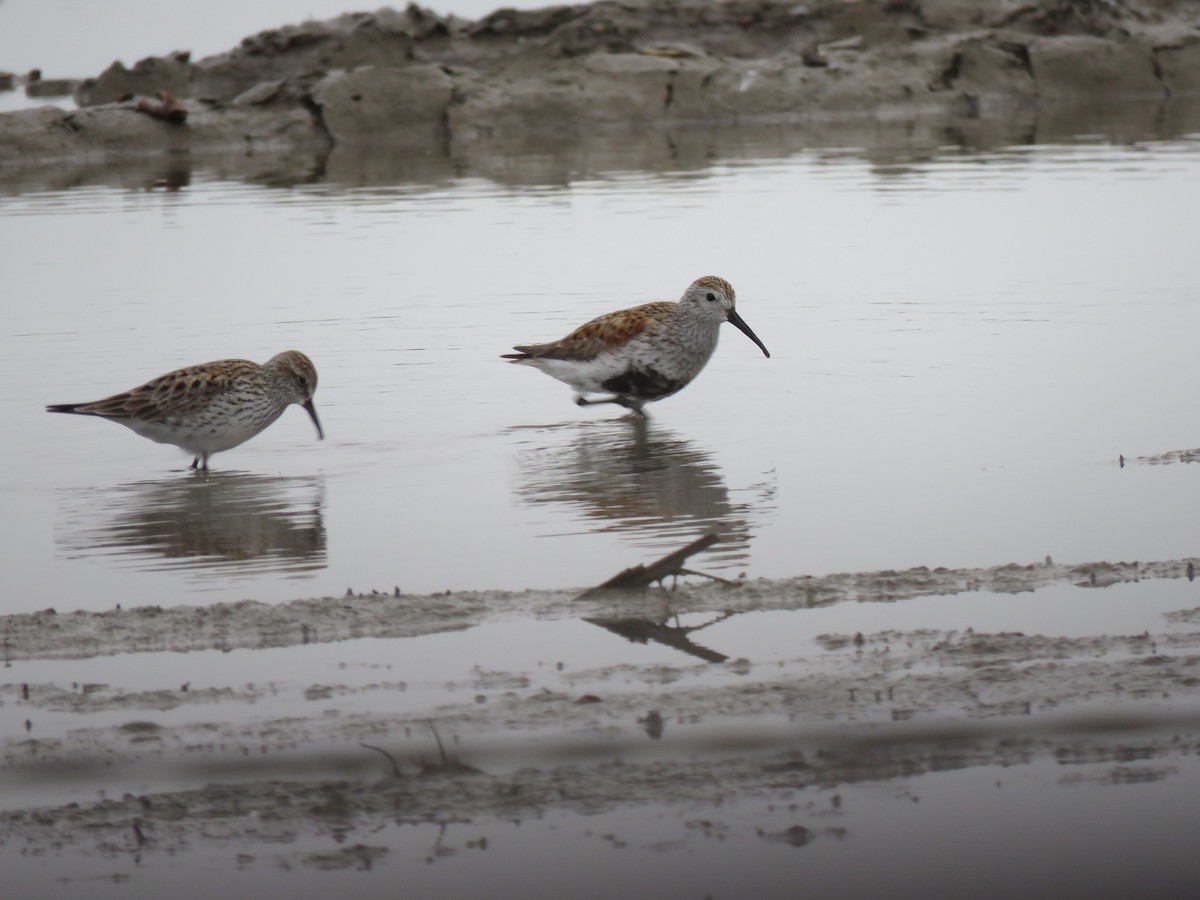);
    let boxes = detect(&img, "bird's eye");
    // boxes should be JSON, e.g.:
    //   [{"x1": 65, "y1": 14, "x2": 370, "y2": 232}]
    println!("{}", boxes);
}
[
  {"x1": 298, "y1": 376, "x2": 308, "y2": 387},
  {"x1": 706, "y1": 292, "x2": 716, "y2": 302}
]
